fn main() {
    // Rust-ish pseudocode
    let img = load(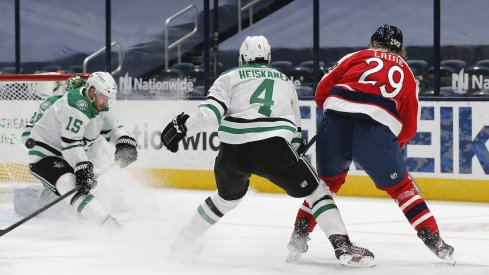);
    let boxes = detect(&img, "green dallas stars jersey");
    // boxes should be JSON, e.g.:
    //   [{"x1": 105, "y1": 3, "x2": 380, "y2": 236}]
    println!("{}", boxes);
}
[
  {"x1": 28, "y1": 88, "x2": 127, "y2": 168},
  {"x1": 186, "y1": 63, "x2": 302, "y2": 145}
]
